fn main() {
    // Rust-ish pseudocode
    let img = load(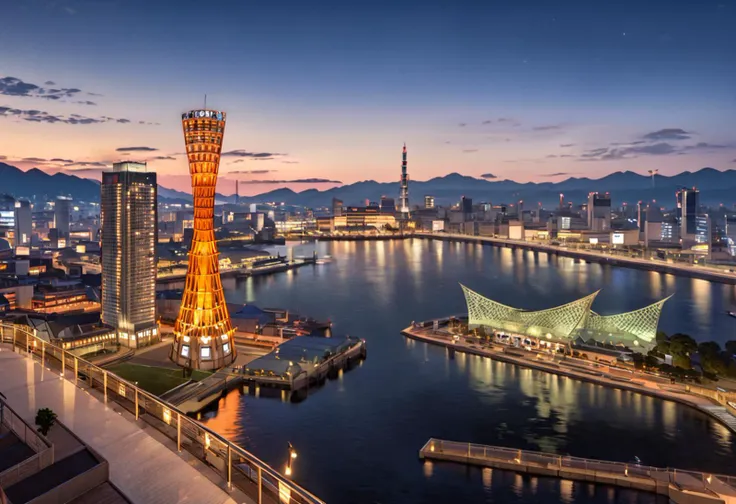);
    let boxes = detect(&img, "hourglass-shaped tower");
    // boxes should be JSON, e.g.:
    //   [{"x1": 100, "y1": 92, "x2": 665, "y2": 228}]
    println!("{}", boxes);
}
[{"x1": 170, "y1": 109, "x2": 236, "y2": 370}]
